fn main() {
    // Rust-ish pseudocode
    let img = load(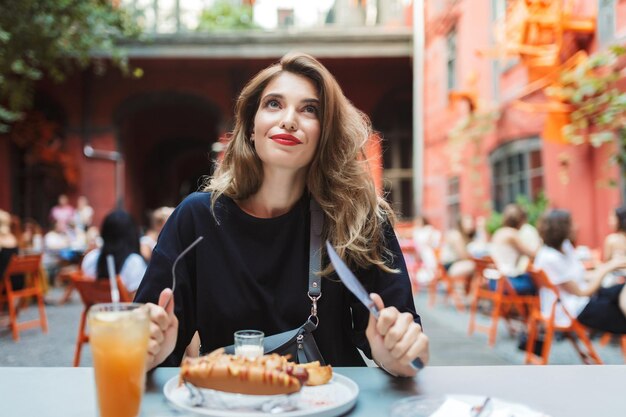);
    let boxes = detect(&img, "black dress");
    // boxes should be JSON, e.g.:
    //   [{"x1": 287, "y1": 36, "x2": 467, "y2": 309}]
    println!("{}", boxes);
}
[{"x1": 134, "y1": 192, "x2": 420, "y2": 367}]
